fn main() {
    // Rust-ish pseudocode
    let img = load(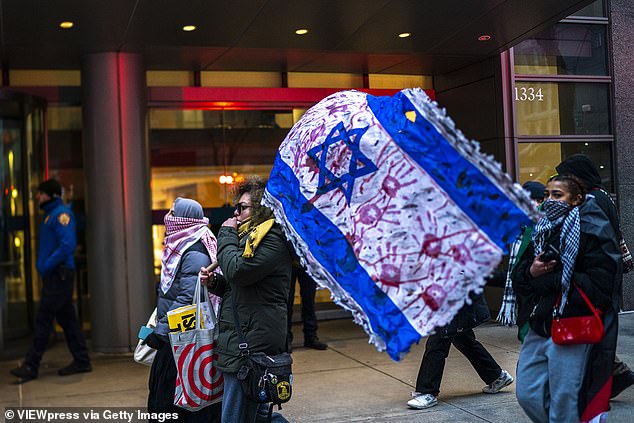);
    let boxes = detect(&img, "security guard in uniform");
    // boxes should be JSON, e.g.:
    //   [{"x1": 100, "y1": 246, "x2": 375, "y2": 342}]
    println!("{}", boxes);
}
[{"x1": 10, "y1": 178, "x2": 91, "y2": 382}]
